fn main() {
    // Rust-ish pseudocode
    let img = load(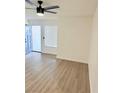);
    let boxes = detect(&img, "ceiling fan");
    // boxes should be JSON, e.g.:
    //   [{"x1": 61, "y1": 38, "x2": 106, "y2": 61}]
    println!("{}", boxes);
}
[{"x1": 25, "y1": 0, "x2": 60, "y2": 16}]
